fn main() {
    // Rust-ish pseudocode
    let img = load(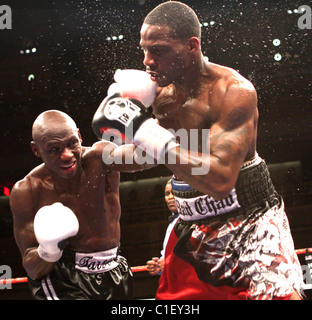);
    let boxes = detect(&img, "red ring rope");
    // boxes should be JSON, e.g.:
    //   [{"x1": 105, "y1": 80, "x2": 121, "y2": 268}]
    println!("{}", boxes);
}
[
  {"x1": 3, "y1": 248, "x2": 311, "y2": 286},
  {"x1": 0, "y1": 265, "x2": 148, "y2": 285}
]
